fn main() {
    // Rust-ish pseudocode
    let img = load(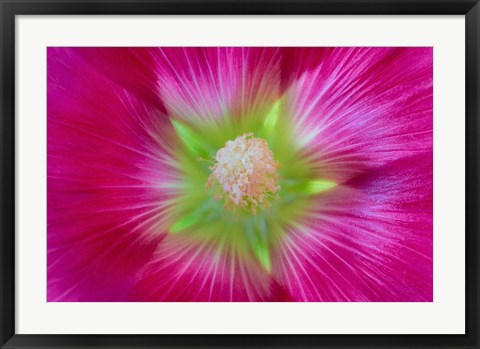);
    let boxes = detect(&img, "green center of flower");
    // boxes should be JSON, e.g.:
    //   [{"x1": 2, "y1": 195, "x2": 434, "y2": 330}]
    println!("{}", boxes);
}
[
  {"x1": 207, "y1": 133, "x2": 281, "y2": 214},
  {"x1": 167, "y1": 100, "x2": 339, "y2": 272}
]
